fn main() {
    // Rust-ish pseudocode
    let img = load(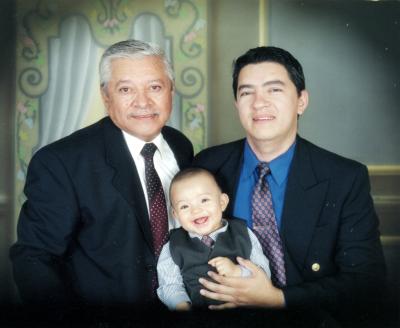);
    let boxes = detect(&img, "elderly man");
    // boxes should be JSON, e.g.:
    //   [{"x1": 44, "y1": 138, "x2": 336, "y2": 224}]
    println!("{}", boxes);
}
[{"x1": 10, "y1": 40, "x2": 193, "y2": 308}]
